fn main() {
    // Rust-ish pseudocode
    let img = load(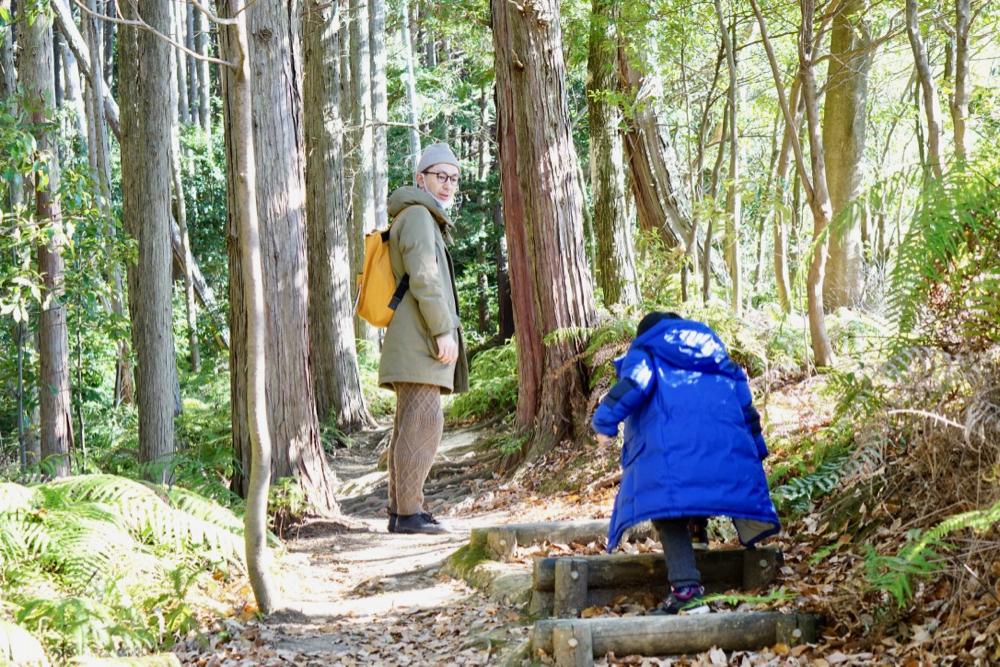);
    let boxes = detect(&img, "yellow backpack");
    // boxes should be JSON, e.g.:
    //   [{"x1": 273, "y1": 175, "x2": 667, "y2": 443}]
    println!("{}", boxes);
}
[{"x1": 354, "y1": 228, "x2": 409, "y2": 328}]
